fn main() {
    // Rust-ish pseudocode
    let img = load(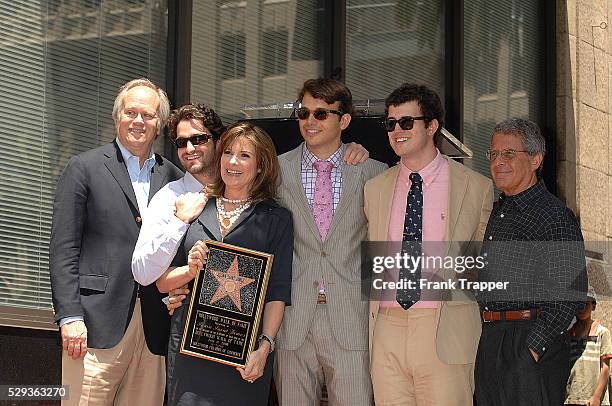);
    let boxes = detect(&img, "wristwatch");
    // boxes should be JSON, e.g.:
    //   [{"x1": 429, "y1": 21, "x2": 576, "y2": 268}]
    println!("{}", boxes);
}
[{"x1": 257, "y1": 333, "x2": 275, "y2": 353}]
